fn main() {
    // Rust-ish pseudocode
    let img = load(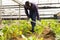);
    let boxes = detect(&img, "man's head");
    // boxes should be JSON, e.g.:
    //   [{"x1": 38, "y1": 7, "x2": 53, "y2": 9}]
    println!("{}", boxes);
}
[
  {"x1": 25, "y1": 1, "x2": 29, "y2": 6},
  {"x1": 25, "y1": 1, "x2": 31, "y2": 9}
]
